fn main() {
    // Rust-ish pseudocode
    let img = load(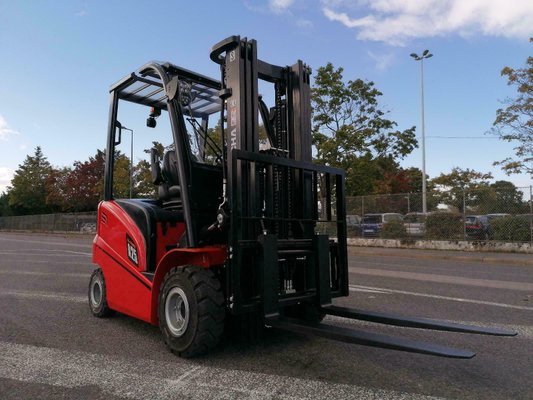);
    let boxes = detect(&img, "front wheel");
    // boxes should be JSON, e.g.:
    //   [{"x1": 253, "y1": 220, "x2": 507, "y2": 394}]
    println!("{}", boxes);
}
[
  {"x1": 88, "y1": 268, "x2": 114, "y2": 317},
  {"x1": 158, "y1": 266, "x2": 225, "y2": 357}
]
